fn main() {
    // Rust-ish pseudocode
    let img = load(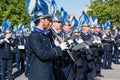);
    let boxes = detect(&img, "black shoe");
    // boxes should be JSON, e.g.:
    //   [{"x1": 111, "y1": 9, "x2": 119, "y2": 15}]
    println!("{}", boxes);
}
[
  {"x1": 108, "y1": 67, "x2": 113, "y2": 69},
  {"x1": 96, "y1": 74, "x2": 104, "y2": 77},
  {"x1": 25, "y1": 73, "x2": 29, "y2": 77},
  {"x1": 107, "y1": 67, "x2": 113, "y2": 69},
  {"x1": 21, "y1": 67, "x2": 24, "y2": 71},
  {"x1": 102, "y1": 67, "x2": 108, "y2": 69}
]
